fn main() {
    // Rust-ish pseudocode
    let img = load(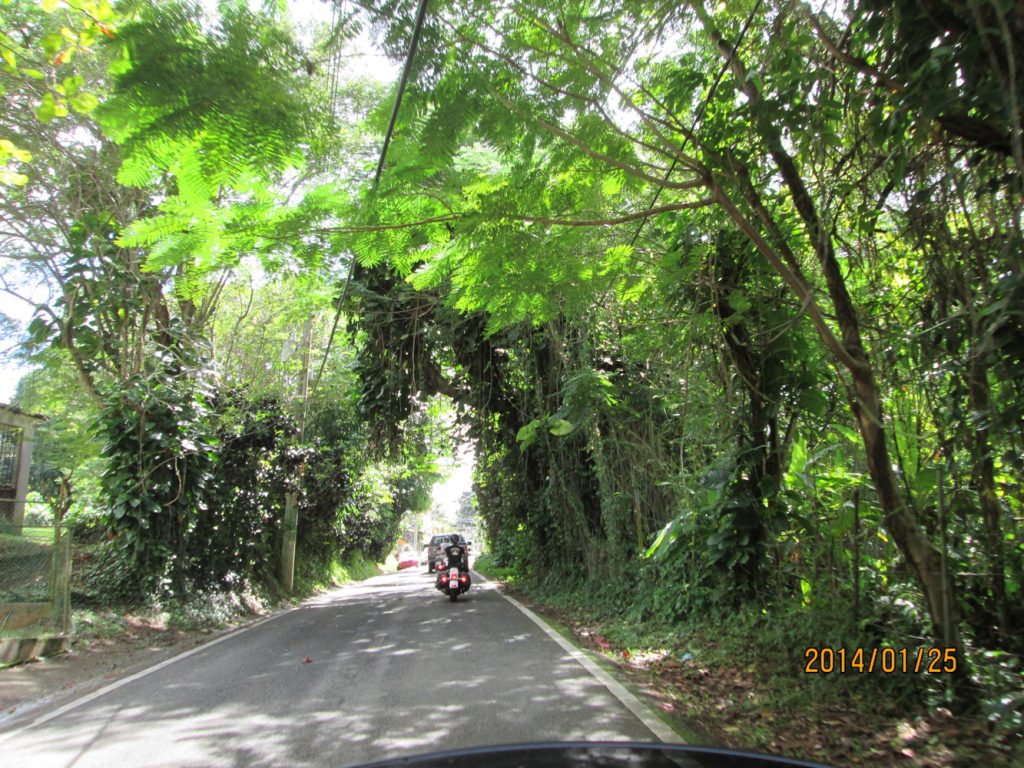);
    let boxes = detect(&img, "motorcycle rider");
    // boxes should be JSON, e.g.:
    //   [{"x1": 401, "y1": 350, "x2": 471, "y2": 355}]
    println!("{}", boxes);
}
[{"x1": 444, "y1": 535, "x2": 468, "y2": 573}]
